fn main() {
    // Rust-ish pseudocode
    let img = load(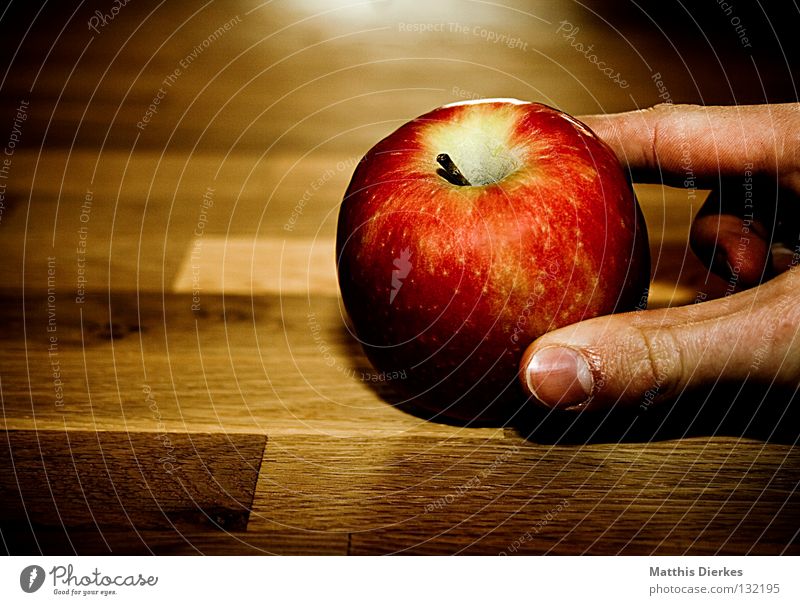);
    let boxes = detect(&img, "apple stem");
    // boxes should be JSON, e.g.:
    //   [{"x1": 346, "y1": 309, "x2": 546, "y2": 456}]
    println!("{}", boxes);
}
[{"x1": 436, "y1": 153, "x2": 472, "y2": 186}]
